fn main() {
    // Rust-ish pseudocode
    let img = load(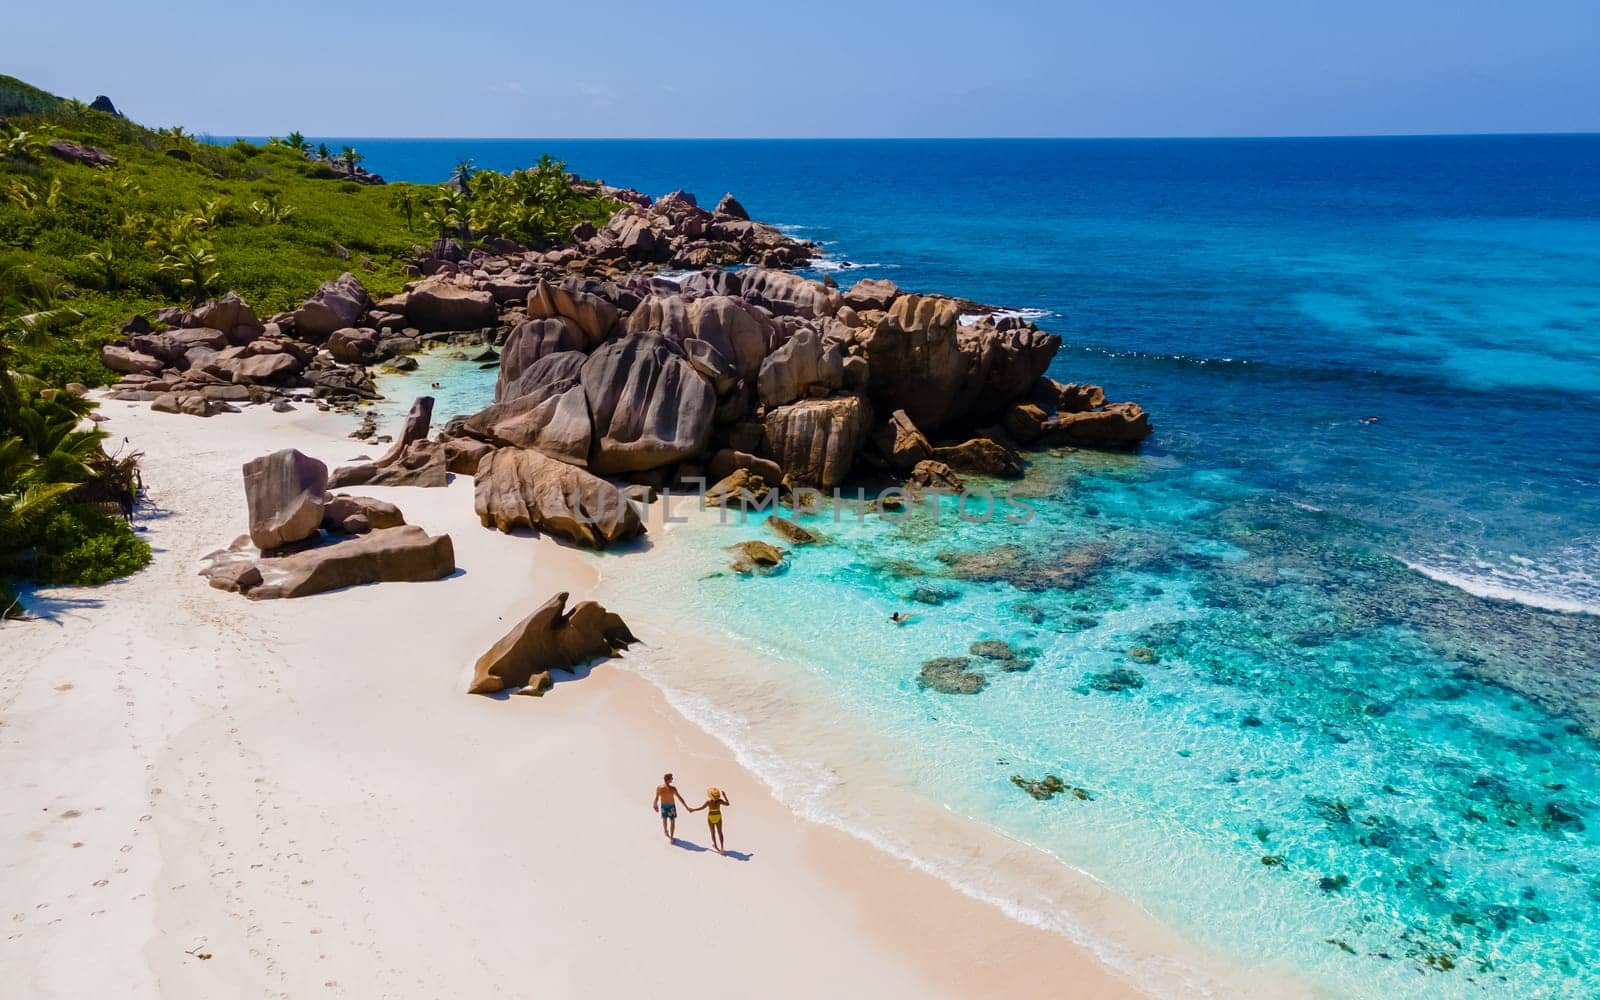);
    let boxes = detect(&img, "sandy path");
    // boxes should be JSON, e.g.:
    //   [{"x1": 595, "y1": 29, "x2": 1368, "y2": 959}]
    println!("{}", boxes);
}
[{"x1": 0, "y1": 398, "x2": 1161, "y2": 999}]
